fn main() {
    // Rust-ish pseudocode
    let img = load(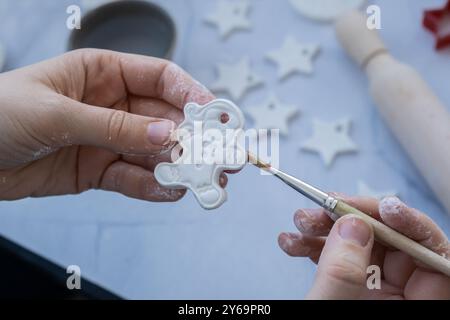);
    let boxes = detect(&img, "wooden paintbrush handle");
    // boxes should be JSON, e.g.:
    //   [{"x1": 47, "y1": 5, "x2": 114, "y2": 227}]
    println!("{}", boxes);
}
[{"x1": 334, "y1": 200, "x2": 450, "y2": 277}]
